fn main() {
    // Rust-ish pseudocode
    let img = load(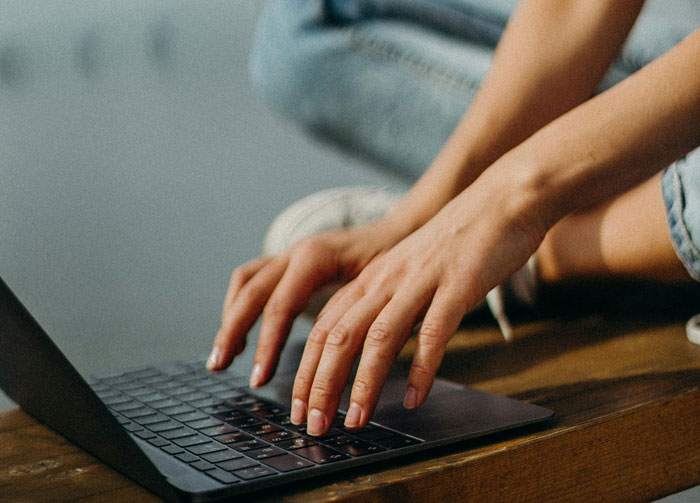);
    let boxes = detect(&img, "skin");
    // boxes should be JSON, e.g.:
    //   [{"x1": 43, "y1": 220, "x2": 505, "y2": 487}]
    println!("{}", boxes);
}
[{"x1": 210, "y1": 0, "x2": 700, "y2": 436}]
